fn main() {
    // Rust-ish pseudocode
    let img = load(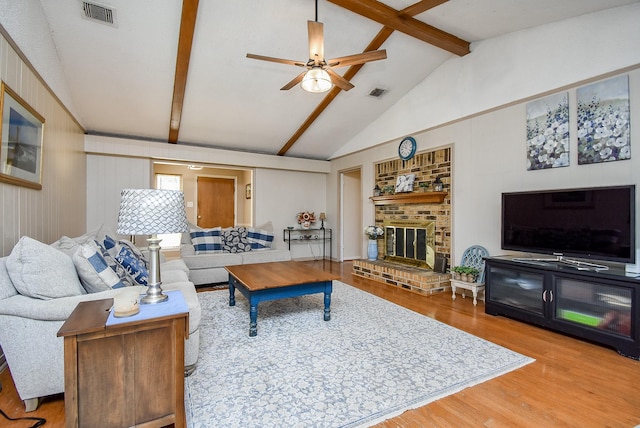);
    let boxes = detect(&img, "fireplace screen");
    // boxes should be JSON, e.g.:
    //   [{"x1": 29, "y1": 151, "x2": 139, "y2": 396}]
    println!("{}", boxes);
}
[{"x1": 384, "y1": 220, "x2": 436, "y2": 268}]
